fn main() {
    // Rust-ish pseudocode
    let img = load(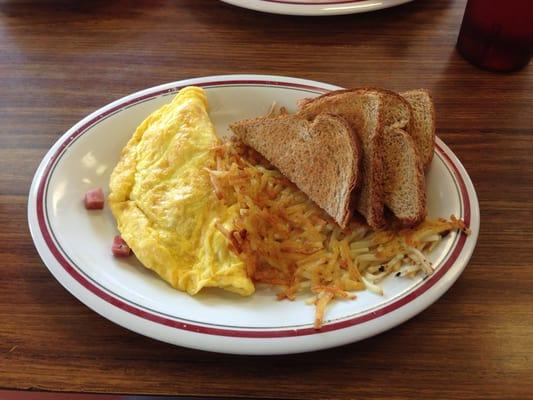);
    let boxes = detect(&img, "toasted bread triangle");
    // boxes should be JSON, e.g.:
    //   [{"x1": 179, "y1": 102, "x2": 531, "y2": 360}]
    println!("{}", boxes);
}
[
  {"x1": 230, "y1": 113, "x2": 361, "y2": 228},
  {"x1": 382, "y1": 128, "x2": 427, "y2": 226},
  {"x1": 401, "y1": 89, "x2": 436, "y2": 170}
]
